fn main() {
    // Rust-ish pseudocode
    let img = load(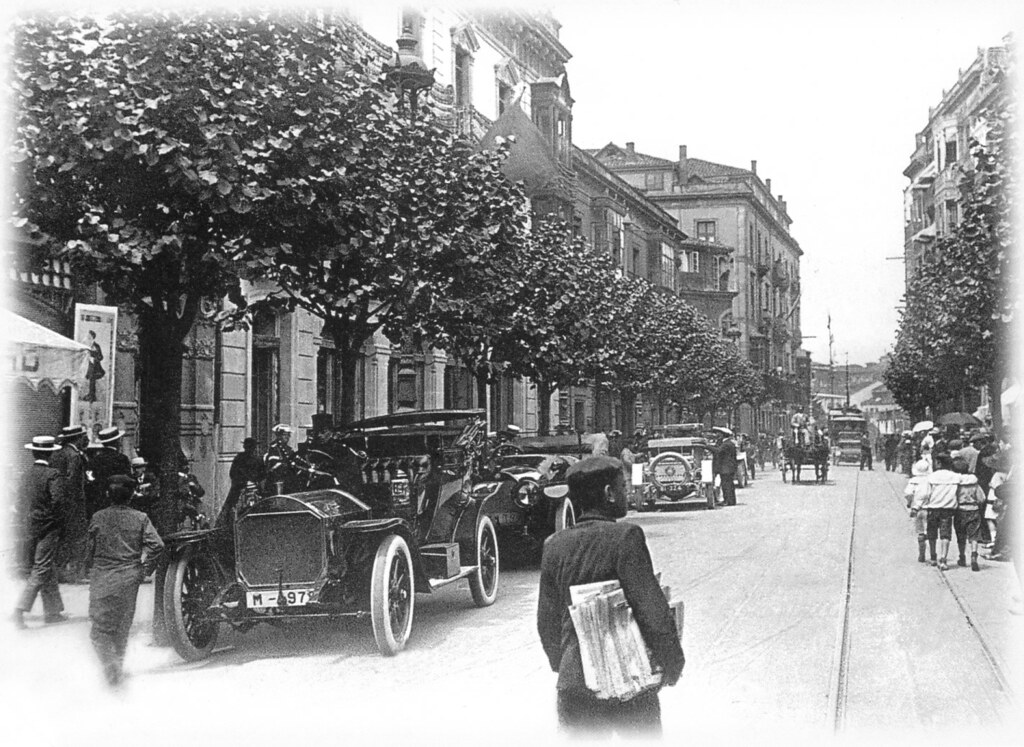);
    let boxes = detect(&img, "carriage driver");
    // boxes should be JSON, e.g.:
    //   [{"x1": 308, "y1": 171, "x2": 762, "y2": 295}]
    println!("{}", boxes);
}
[{"x1": 791, "y1": 409, "x2": 809, "y2": 447}]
